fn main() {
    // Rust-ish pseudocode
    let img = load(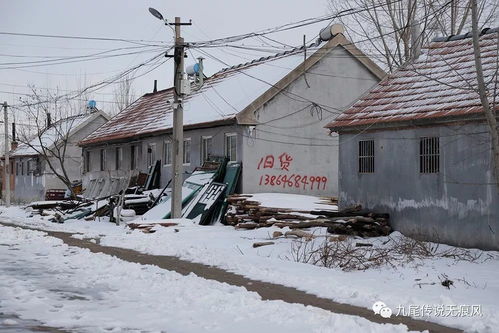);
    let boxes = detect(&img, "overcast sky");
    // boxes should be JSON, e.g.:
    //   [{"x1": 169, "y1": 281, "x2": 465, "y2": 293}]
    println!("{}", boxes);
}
[{"x1": 0, "y1": 0, "x2": 331, "y2": 116}]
